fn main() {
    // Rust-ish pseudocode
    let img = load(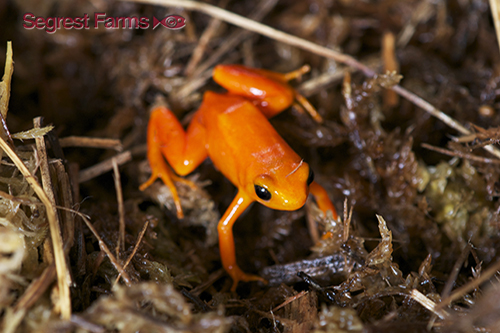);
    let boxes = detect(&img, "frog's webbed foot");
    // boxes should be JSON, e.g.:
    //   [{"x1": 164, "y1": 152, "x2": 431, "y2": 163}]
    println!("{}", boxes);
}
[
  {"x1": 227, "y1": 265, "x2": 267, "y2": 292},
  {"x1": 282, "y1": 65, "x2": 323, "y2": 123},
  {"x1": 170, "y1": 173, "x2": 198, "y2": 190},
  {"x1": 140, "y1": 155, "x2": 184, "y2": 219}
]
